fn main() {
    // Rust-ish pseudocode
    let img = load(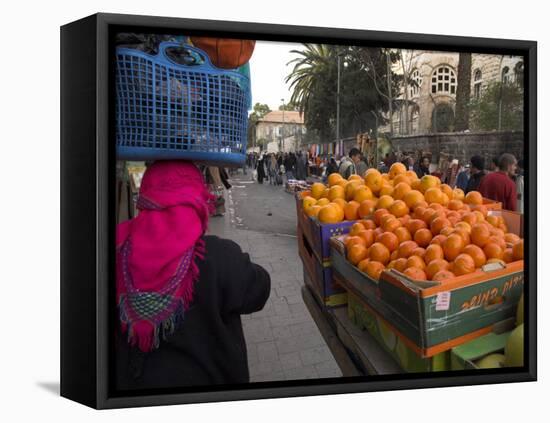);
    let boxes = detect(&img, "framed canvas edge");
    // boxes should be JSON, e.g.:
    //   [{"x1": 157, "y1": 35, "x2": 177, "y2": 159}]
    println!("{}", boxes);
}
[{"x1": 84, "y1": 12, "x2": 537, "y2": 409}]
